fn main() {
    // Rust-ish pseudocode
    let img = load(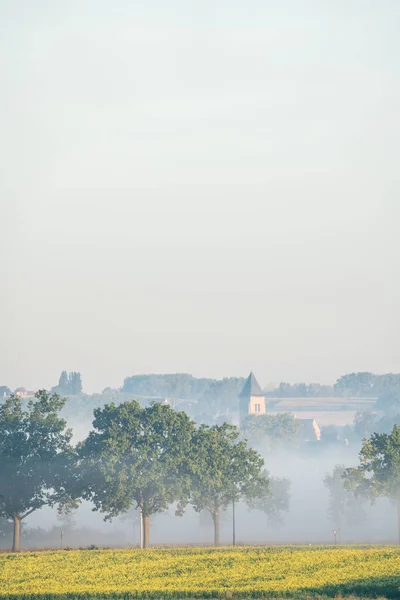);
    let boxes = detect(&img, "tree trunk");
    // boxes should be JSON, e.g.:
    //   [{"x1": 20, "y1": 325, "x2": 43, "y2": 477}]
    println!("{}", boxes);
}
[
  {"x1": 232, "y1": 499, "x2": 236, "y2": 546},
  {"x1": 397, "y1": 500, "x2": 400, "y2": 545},
  {"x1": 213, "y1": 508, "x2": 220, "y2": 547},
  {"x1": 12, "y1": 515, "x2": 21, "y2": 552},
  {"x1": 139, "y1": 508, "x2": 143, "y2": 549},
  {"x1": 143, "y1": 515, "x2": 150, "y2": 549}
]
